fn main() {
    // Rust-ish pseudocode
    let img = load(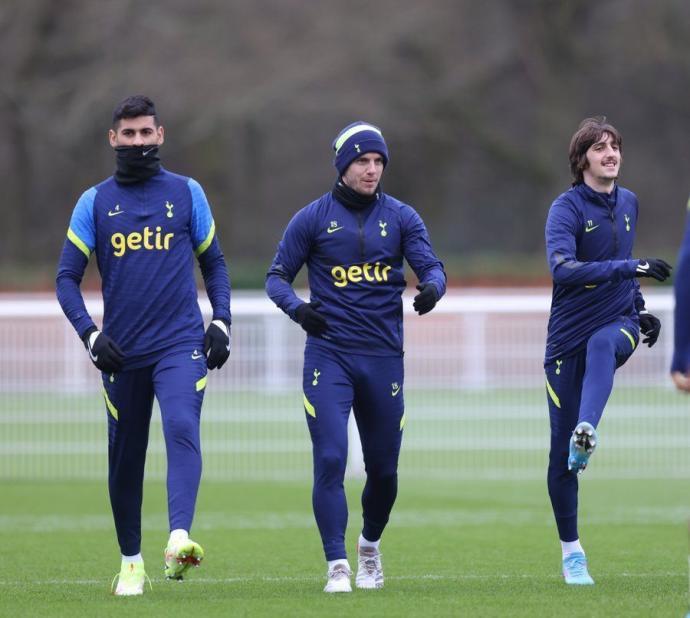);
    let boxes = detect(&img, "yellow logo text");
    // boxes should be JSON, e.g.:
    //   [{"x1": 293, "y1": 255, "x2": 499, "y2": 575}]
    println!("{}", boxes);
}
[
  {"x1": 331, "y1": 262, "x2": 392, "y2": 287},
  {"x1": 111, "y1": 226, "x2": 174, "y2": 257}
]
